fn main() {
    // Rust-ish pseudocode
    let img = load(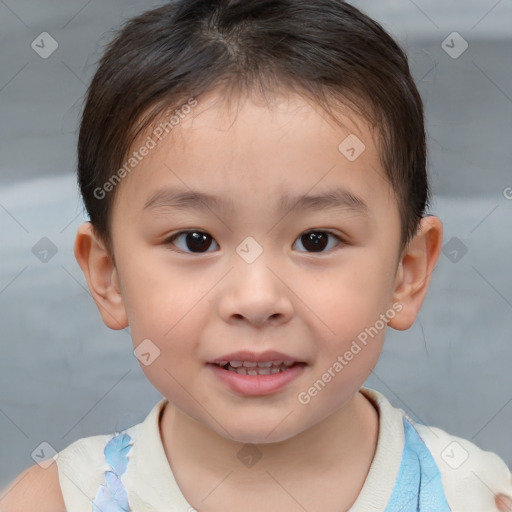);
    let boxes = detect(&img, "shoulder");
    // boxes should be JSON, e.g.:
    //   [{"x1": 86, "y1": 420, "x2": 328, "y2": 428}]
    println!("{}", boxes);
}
[
  {"x1": 0, "y1": 431, "x2": 123, "y2": 512},
  {"x1": 0, "y1": 463, "x2": 66, "y2": 512},
  {"x1": 360, "y1": 387, "x2": 512, "y2": 511},
  {"x1": 414, "y1": 421, "x2": 512, "y2": 511},
  {"x1": 56, "y1": 431, "x2": 125, "y2": 511}
]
